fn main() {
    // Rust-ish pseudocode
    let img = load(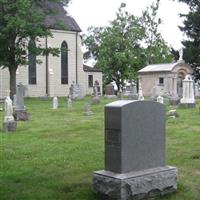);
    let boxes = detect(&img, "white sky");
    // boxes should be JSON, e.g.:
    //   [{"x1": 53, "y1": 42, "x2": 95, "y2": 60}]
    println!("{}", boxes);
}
[{"x1": 68, "y1": 0, "x2": 189, "y2": 49}]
